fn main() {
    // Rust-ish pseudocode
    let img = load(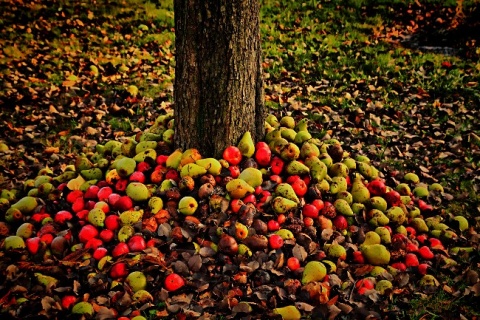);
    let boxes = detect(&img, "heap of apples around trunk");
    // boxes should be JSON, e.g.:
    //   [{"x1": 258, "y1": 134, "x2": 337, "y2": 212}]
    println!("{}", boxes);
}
[{"x1": 0, "y1": 112, "x2": 474, "y2": 319}]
